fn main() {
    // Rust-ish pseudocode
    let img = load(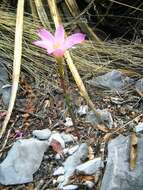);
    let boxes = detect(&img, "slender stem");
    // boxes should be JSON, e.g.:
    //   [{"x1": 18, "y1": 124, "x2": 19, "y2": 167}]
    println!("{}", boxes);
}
[{"x1": 56, "y1": 57, "x2": 75, "y2": 124}]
